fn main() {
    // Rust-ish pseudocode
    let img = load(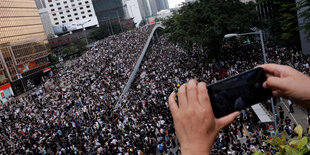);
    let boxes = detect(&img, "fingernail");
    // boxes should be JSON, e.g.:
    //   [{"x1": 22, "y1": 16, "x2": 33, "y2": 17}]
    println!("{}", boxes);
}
[{"x1": 263, "y1": 82, "x2": 267, "y2": 88}]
